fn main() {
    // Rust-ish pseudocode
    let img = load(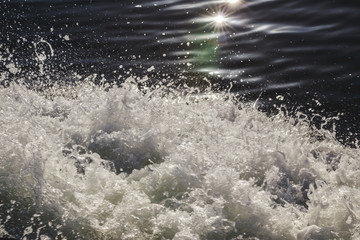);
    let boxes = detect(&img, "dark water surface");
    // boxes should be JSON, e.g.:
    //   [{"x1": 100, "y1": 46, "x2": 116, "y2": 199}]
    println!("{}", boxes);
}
[{"x1": 1, "y1": 1, "x2": 360, "y2": 239}]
